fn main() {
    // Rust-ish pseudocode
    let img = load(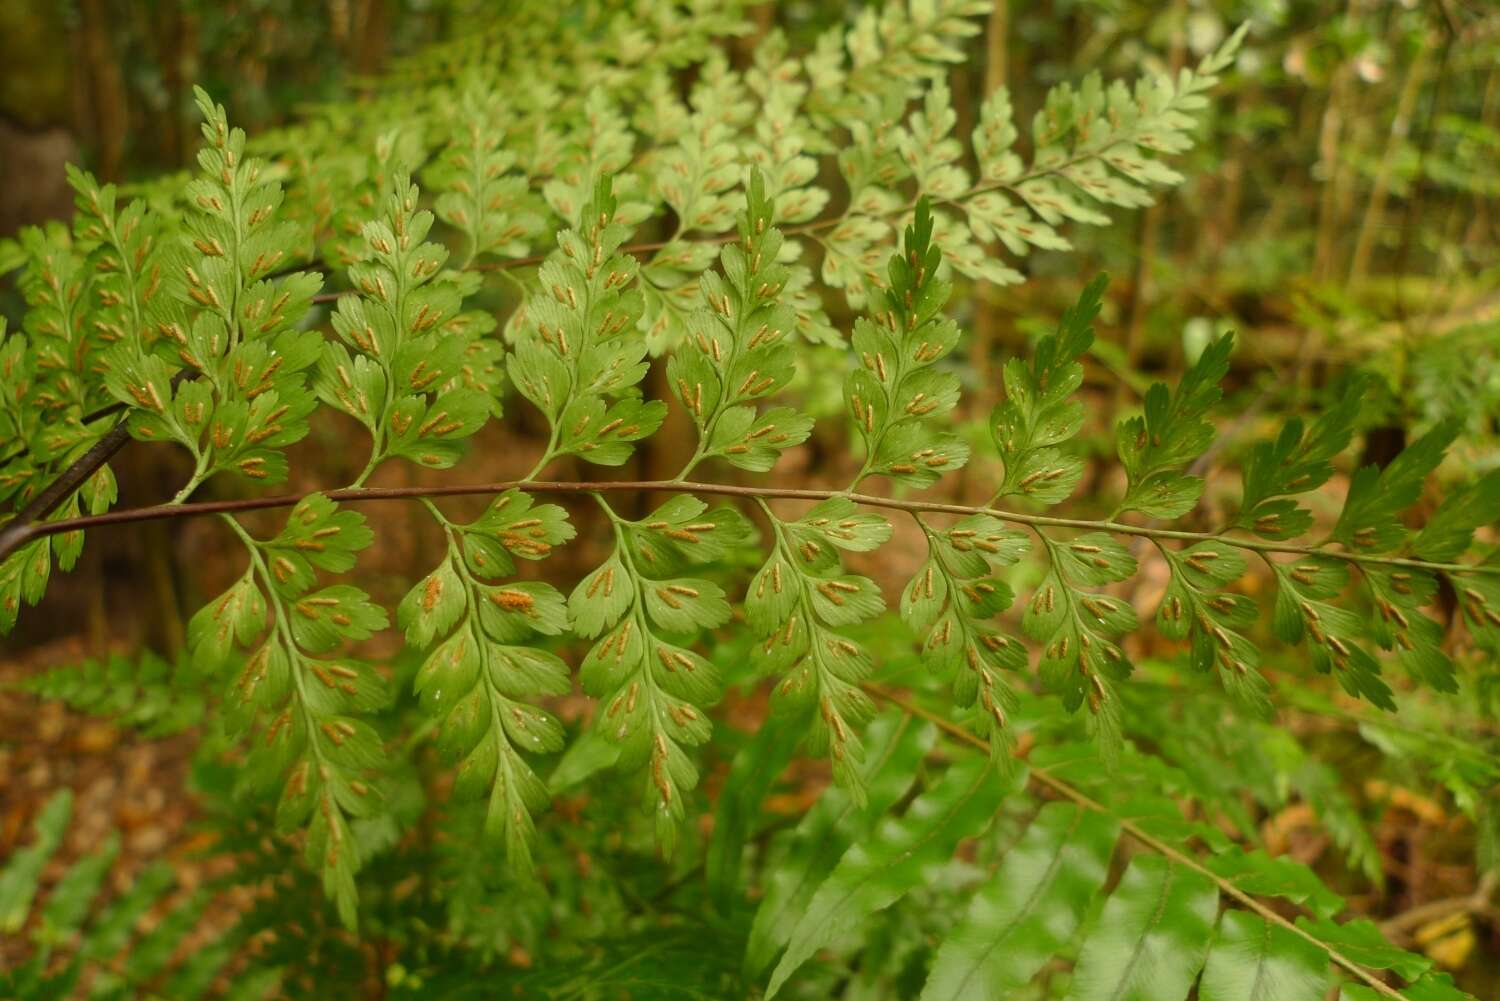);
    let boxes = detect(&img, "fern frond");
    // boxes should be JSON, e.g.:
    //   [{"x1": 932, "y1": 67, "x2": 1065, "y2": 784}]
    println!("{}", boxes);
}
[
  {"x1": 920, "y1": 800, "x2": 1118, "y2": 999},
  {"x1": 744, "y1": 710, "x2": 939, "y2": 978},
  {"x1": 192, "y1": 498, "x2": 389, "y2": 929},
  {"x1": 2, "y1": 10, "x2": 1495, "y2": 971},
  {"x1": 405, "y1": 490, "x2": 574, "y2": 872},
  {"x1": 0, "y1": 791, "x2": 279, "y2": 1001},
  {"x1": 765, "y1": 755, "x2": 1028, "y2": 996},
  {"x1": 828, "y1": 686, "x2": 1482, "y2": 1001},
  {"x1": 10, "y1": 650, "x2": 205, "y2": 736}
]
